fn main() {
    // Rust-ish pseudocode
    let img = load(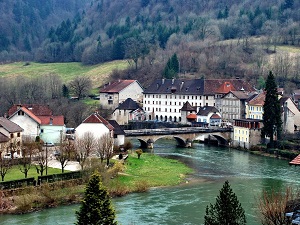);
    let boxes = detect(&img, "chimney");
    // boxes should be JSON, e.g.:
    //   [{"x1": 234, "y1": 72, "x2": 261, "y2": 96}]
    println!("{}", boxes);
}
[
  {"x1": 162, "y1": 78, "x2": 165, "y2": 84},
  {"x1": 180, "y1": 81, "x2": 184, "y2": 91},
  {"x1": 172, "y1": 78, "x2": 175, "y2": 85}
]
